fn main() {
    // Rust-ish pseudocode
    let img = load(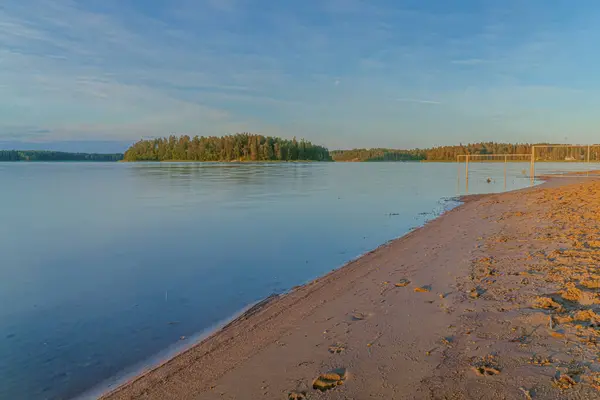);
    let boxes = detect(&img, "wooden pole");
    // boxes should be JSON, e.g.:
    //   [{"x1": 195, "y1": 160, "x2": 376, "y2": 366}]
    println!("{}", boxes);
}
[
  {"x1": 530, "y1": 146, "x2": 535, "y2": 185},
  {"x1": 456, "y1": 156, "x2": 460, "y2": 193},
  {"x1": 504, "y1": 154, "x2": 507, "y2": 190},
  {"x1": 587, "y1": 145, "x2": 591, "y2": 176},
  {"x1": 465, "y1": 155, "x2": 469, "y2": 194}
]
